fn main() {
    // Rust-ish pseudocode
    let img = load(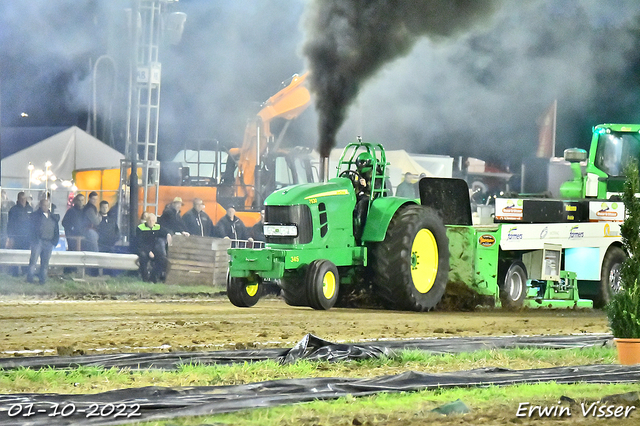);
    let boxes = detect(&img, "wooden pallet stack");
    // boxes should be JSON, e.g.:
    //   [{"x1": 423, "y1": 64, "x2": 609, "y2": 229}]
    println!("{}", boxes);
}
[{"x1": 166, "y1": 235, "x2": 231, "y2": 286}]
